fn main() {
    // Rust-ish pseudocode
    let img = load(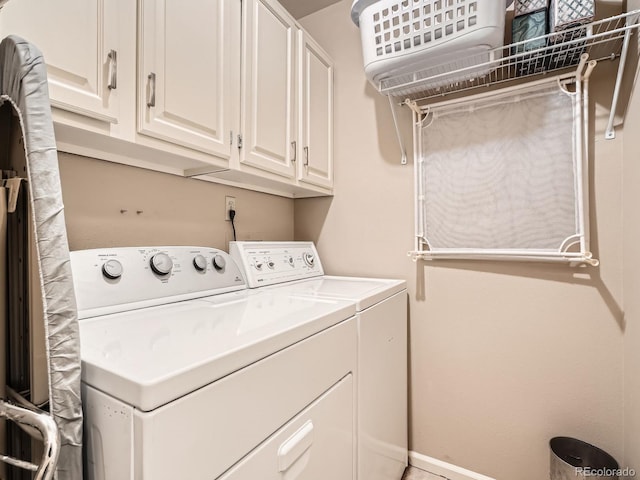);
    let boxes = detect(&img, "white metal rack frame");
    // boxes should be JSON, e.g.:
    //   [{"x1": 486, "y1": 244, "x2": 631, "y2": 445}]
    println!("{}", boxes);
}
[
  {"x1": 391, "y1": 10, "x2": 640, "y2": 266},
  {"x1": 408, "y1": 63, "x2": 598, "y2": 266},
  {"x1": 389, "y1": 10, "x2": 640, "y2": 140}
]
